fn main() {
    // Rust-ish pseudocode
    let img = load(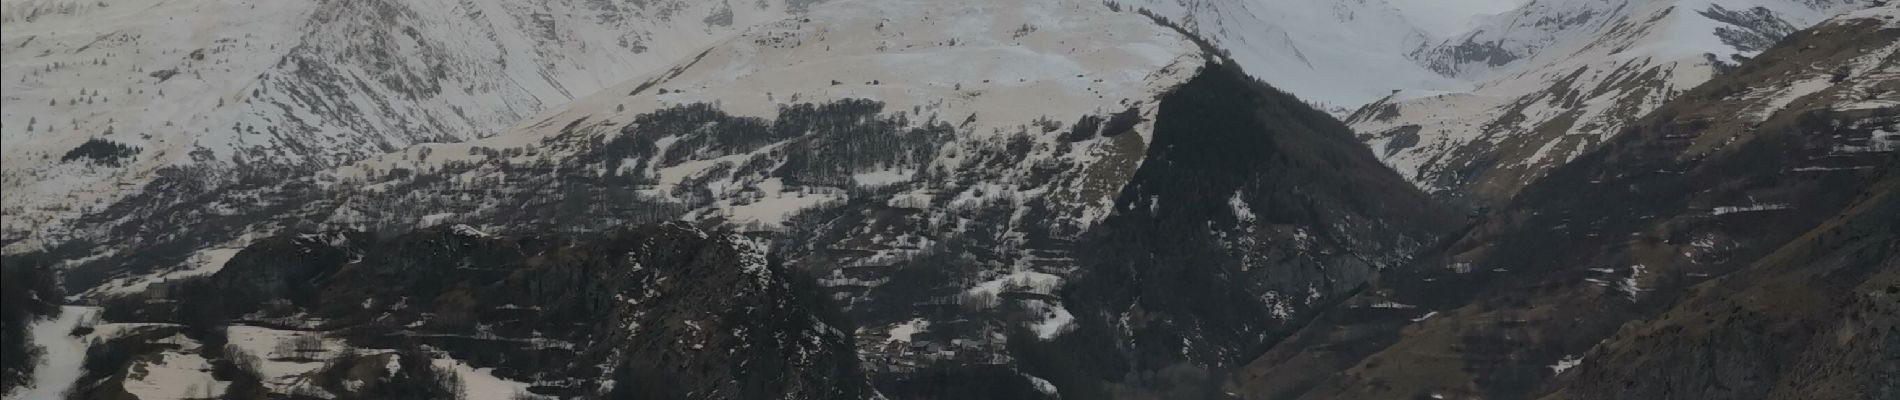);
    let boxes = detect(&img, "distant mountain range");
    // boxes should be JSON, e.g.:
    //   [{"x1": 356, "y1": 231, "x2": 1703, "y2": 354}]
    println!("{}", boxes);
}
[{"x1": 2, "y1": 0, "x2": 1891, "y2": 399}]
